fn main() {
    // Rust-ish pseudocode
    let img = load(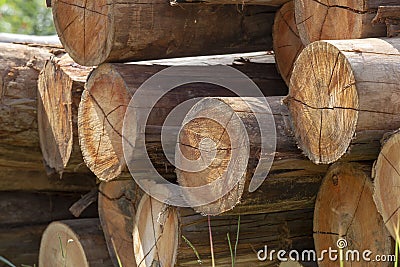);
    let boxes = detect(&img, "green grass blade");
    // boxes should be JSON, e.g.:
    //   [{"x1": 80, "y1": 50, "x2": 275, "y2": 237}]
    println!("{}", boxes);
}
[
  {"x1": 0, "y1": 256, "x2": 16, "y2": 267},
  {"x1": 234, "y1": 215, "x2": 240, "y2": 263},
  {"x1": 182, "y1": 235, "x2": 202, "y2": 264},
  {"x1": 227, "y1": 233, "x2": 234, "y2": 267},
  {"x1": 208, "y1": 216, "x2": 215, "y2": 267}
]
